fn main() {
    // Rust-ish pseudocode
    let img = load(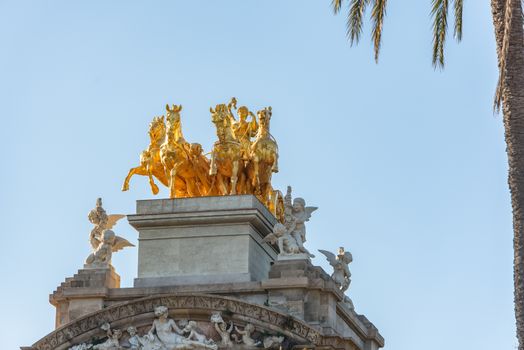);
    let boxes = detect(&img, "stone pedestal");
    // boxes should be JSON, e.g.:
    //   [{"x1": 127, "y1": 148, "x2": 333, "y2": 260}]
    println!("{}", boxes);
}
[
  {"x1": 127, "y1": 195, "x2": 278, "y2": 287},
  {"x1": 50, "y1": 266, "x2": 120, "y2": 328}
]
